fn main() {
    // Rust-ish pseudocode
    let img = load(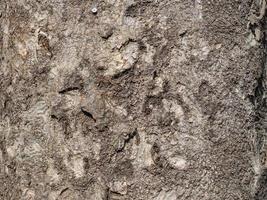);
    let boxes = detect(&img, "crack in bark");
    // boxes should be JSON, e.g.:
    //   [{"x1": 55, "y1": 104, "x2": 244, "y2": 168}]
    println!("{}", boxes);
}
[
  {"x1": 81, "y1": 107, "x2": 96, "y2": 122},
  {"x1": 58, "y1": 86, "x2": 80, "y2": 94}
]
